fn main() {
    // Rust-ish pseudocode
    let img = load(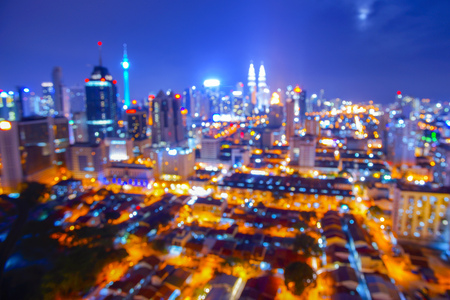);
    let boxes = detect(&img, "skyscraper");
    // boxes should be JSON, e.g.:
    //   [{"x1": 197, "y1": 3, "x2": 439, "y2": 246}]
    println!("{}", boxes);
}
[
  {"x1": 126, "y1": 109, "x2": 147, "y2": 141},
  {"x1": 85, "y1": 63, "x2": 119, "y2": 144},
  {"x1": 121, "y1": 44, "x2": 131, "y2": 108},
  {"x1": 150, "y1": 90, "x2": 185, "y2": 147},
  {"x1": 41, "y1": 82, "x2": 55, "y2": 116},
  {"x1": 52, "y1": 66, "x2": 65, "y2": 116},
  {"x1": 257, "y1": 62, "x2": 270, "y2": 111}
]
